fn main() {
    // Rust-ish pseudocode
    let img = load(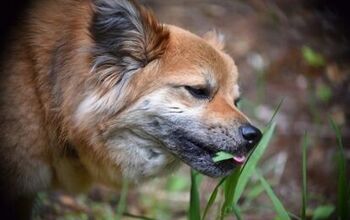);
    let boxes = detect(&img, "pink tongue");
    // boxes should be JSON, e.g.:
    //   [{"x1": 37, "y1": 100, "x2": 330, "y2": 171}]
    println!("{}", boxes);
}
[{"x1": 233, "y1": 155, "x2": 246, "y2": 164}]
